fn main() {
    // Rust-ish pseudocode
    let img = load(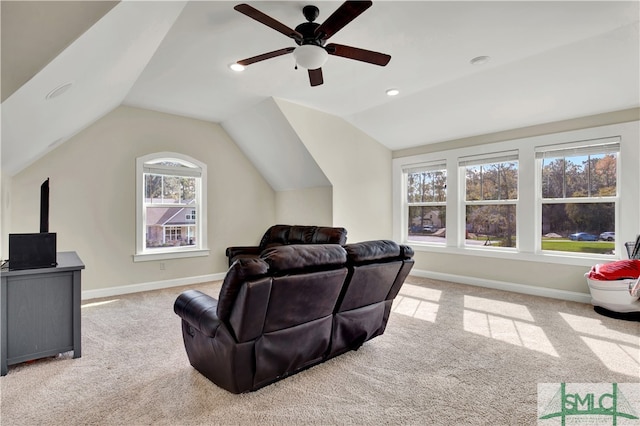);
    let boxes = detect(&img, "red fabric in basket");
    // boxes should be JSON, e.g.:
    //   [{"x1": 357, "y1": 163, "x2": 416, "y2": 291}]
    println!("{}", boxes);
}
[{"x1": 588, "y1": 259, "x2": 640, "y2": 281}]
